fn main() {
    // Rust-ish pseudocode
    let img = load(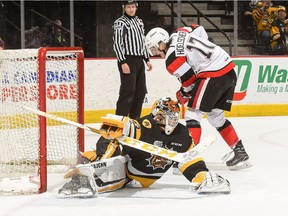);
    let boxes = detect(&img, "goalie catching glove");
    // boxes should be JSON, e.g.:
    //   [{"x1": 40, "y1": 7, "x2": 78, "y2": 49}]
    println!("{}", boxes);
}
[{"x1": 100, "y1": 114, "x2": 131, "y2": 139}]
